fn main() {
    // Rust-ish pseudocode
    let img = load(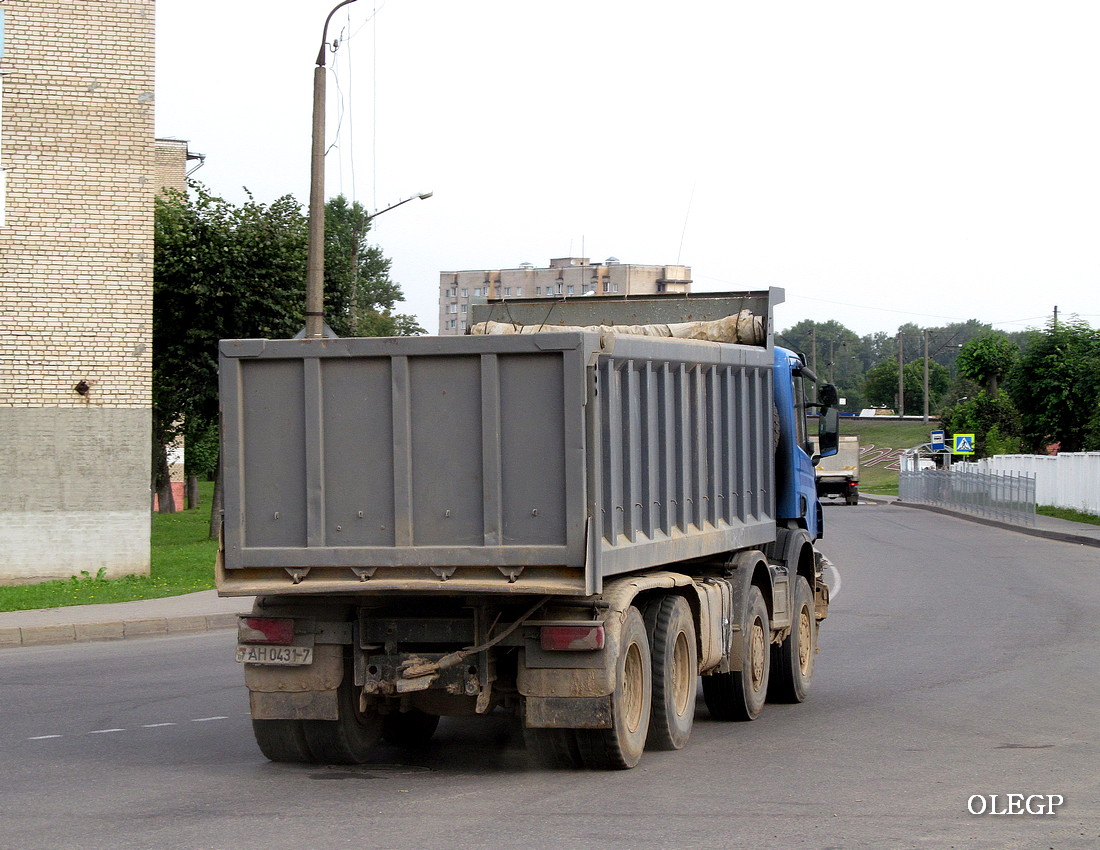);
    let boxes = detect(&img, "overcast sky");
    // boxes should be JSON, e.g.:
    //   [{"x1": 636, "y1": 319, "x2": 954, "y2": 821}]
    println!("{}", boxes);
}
[{"x1": 156, "y1": 1, "x2": 1100, "y2": 338}]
